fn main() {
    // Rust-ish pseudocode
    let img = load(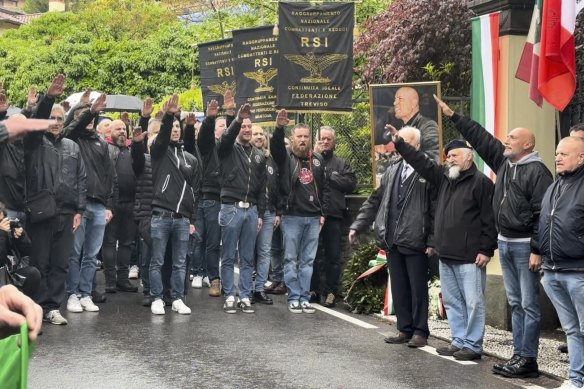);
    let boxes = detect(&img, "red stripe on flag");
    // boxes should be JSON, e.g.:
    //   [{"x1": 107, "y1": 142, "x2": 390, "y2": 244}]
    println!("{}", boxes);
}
[{"x1": 516, "y1": 42, "x2": 534, "y2": 83}]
